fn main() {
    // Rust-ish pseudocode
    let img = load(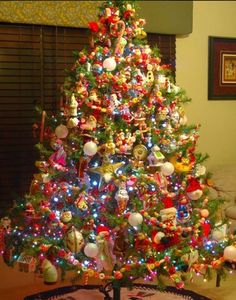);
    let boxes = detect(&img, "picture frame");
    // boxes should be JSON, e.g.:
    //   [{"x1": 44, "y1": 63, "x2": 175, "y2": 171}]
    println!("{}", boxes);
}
[{"x1": 208, "y1": 36, "x2": 236, "y2": 100}]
